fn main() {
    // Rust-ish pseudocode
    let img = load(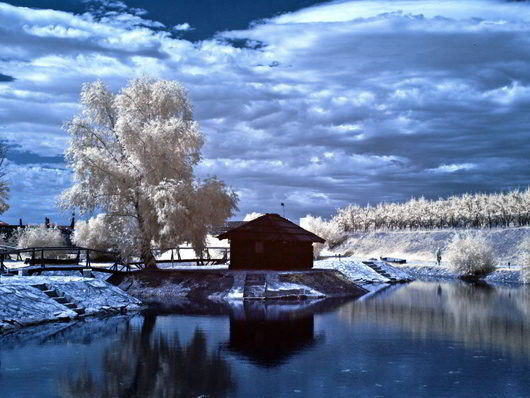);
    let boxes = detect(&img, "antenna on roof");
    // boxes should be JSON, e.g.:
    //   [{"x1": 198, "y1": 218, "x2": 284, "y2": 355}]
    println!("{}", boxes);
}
[{"x1": 281, "y1": 202, "x2": 285, "y2": 218}]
